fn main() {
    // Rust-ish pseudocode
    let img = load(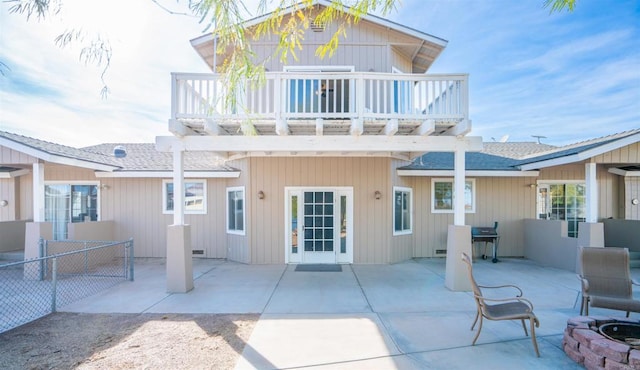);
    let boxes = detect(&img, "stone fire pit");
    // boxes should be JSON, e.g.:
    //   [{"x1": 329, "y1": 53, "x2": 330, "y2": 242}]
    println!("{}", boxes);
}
[{"x1": 564, "y1": 316, "x2": 640, "y2": 369}]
